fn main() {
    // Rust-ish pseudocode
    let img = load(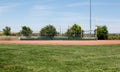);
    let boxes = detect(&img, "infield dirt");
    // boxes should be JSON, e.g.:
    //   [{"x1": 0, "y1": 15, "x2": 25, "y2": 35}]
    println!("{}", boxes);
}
[{"x1": 0, "y1": 40, "x2": 120, "y2": 45}]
